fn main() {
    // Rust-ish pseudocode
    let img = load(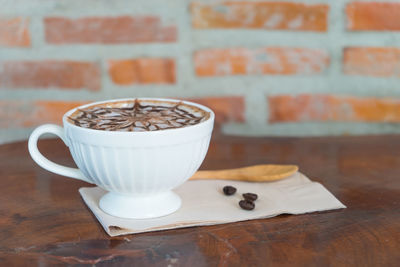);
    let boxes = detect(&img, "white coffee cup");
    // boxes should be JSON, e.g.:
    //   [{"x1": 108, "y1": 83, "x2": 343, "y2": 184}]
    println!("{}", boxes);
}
[{"x1": 28, "y1": 98, "x2": 214, "y2": 219}]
